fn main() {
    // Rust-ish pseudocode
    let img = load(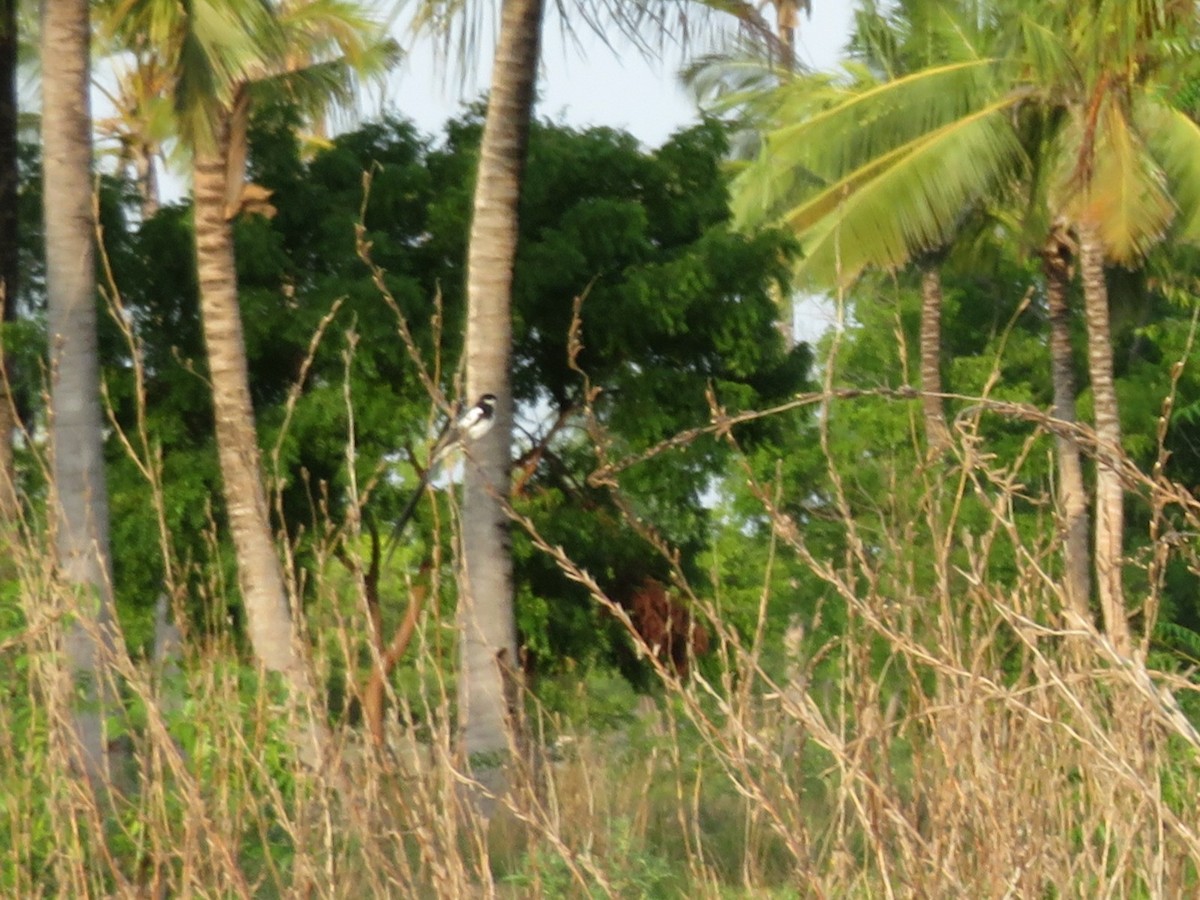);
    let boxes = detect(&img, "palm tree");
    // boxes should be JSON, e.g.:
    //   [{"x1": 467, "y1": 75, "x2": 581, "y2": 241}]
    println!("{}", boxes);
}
[
  {"x1": 41, "y1": 0, "x2": 119, "y2": 781},
  {"x1": 726, "y1": 1, "x2": 1021, "y2": 456},
  {"x1": 410, "y1": 0, "x2": 802, "y2": 769},
  {"x1": 458, "y1": 0, "x2": 545, "y2": 770},
  {"x1": 1016, "y1": 0, "x2": 1200, "y2": 651},
  {"x1": 1041, "y1": 220, "x2": 1092, "y2": 620},
  {"x1": 452, "y1": 0, "x2": 788, "y2": 775},
  {"x1": 107, "y1": 0, "x2": 394, "y2": 745},
  {"x1": 192, "y1": 92, "x2": 303, "y2": 675},
  {"x1": 94, "y1": 51, "x2": 174, "y2": 219},
  {"x1": 725, "y1": 0, "x2": 1200, "y2": 647}
]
